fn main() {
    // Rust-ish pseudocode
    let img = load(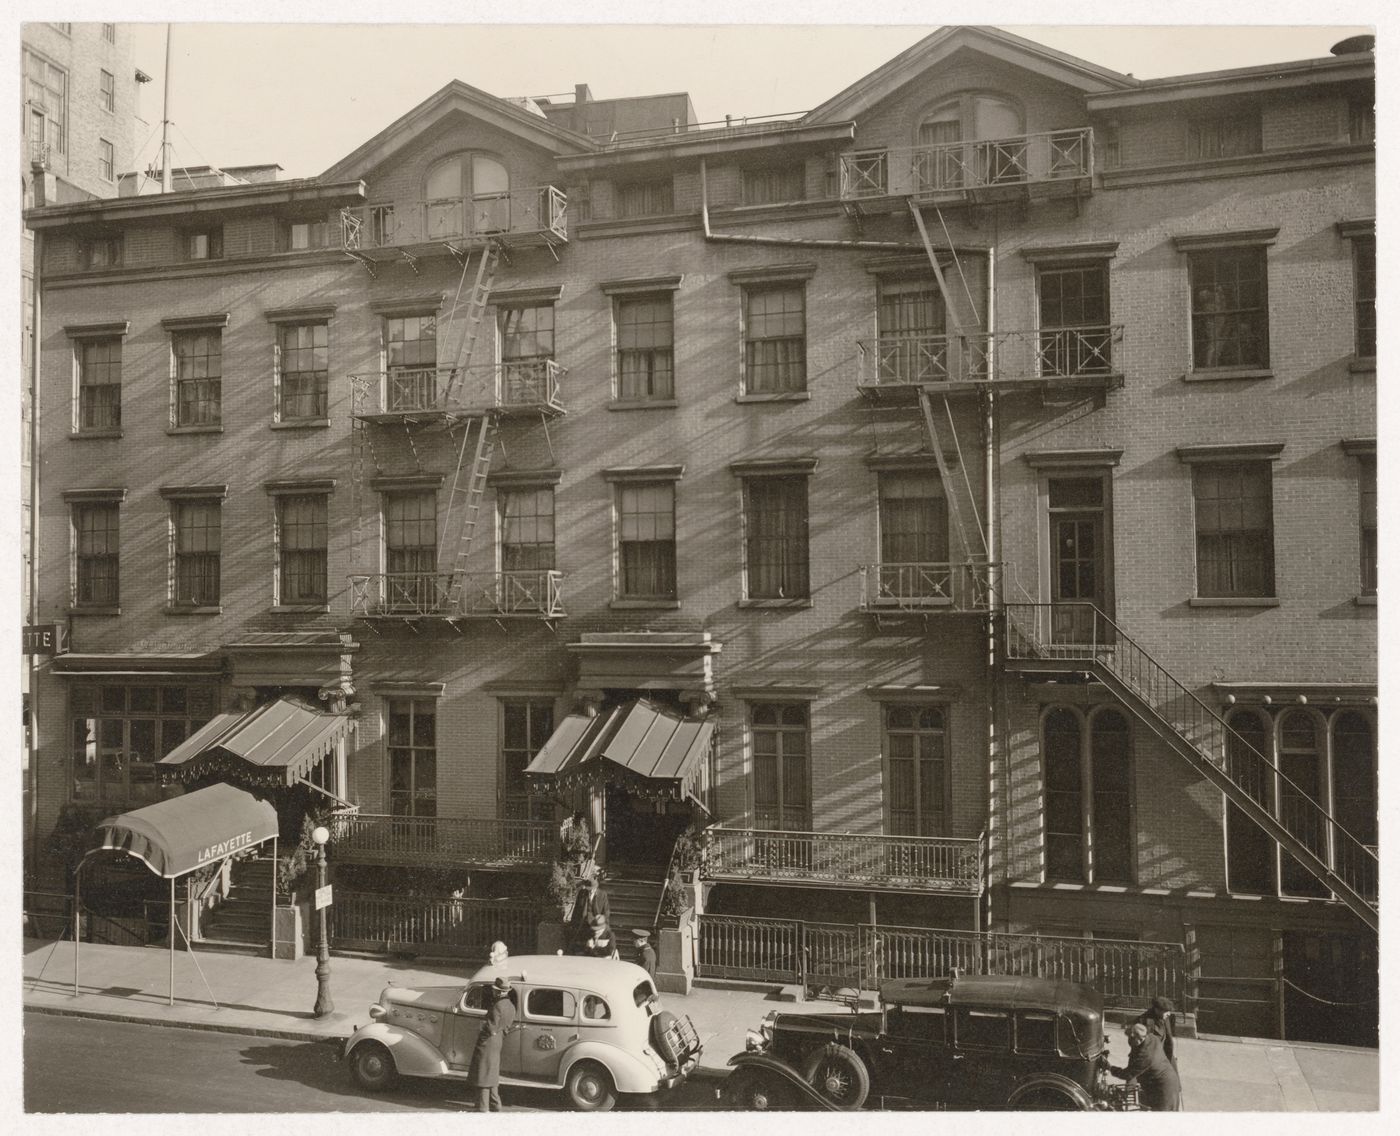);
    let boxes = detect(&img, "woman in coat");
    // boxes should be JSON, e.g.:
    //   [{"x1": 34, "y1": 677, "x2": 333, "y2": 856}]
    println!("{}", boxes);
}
[{"x1": 470, "y1": 977, "x2": 517, "y2": 1112}]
